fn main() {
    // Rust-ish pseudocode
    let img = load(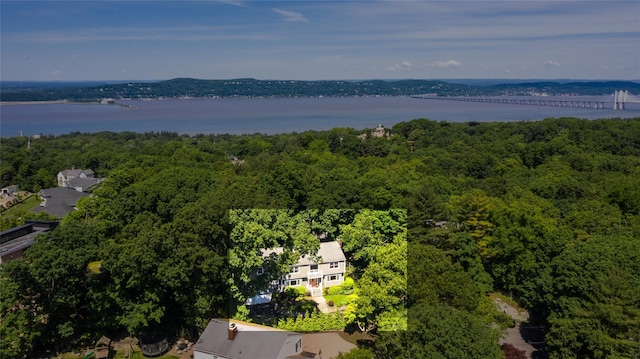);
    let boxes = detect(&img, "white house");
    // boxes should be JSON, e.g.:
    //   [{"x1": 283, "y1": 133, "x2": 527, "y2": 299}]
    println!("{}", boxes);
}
[
  {"x1": 57, "y1": 168, "x2": 103, "y2": 192},
  {"x1": 254, "y1": 241, "x2": 347, "y2": 300},
  {"x1": 1, "y1": 185, "x2": 19, "y2": 197}
]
